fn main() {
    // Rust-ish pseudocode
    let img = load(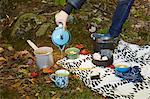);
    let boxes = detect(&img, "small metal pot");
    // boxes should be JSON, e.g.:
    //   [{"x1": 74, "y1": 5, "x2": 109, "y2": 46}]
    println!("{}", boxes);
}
[{"x1": 91, "y1": 33, "x2": 115, "y2": 52}]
